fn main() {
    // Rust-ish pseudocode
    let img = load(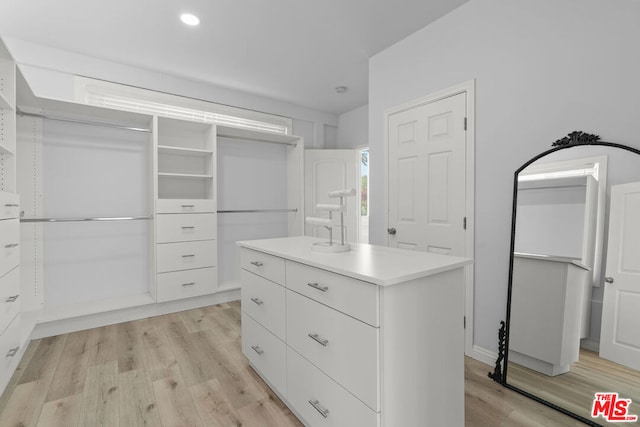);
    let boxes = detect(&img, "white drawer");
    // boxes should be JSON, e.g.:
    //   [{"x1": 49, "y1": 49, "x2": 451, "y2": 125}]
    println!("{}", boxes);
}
[
  {"x1": 157, "y1": 213, "x2": 216, "y2": 243},
  {"x1": 286, "y1": 290, "x2": 379, "y2": 410},
  {"x1": 157, "y1": 199, "x2": 215, "y2": 214},
  {"x1": 0, "y1": 193, "x2": 19, "y2": 220},
  {"x1": 0, "y1": 315, "x2": 21, "y2": 374},
  {"x1": 0, "y1": 267, "x2": 20, "y2": 334},
  {"x1": 157, "y1": 240, "x2": 217, "y2": 273},
  {"x1": 0, "y1": 219, "x2": 20, "y2": 278},
  {"x1": 286, "y1": 261, "x2": 379, "y2": 327},
  {"x1": 242, "y1": 312, "x2": 286, "y2": 394},
  {"x1": 287, "y1": 347, "x2": 379, "y2": 427},
  {"x1": 241, "y1": 269, "x2": 285, "y2": 340},
  {"x1": 156, "y1": 267, "x2": 217, "y2": 302},
  {"x1": 240, "y1": 248, "x2": 285, "y2": 285}
]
